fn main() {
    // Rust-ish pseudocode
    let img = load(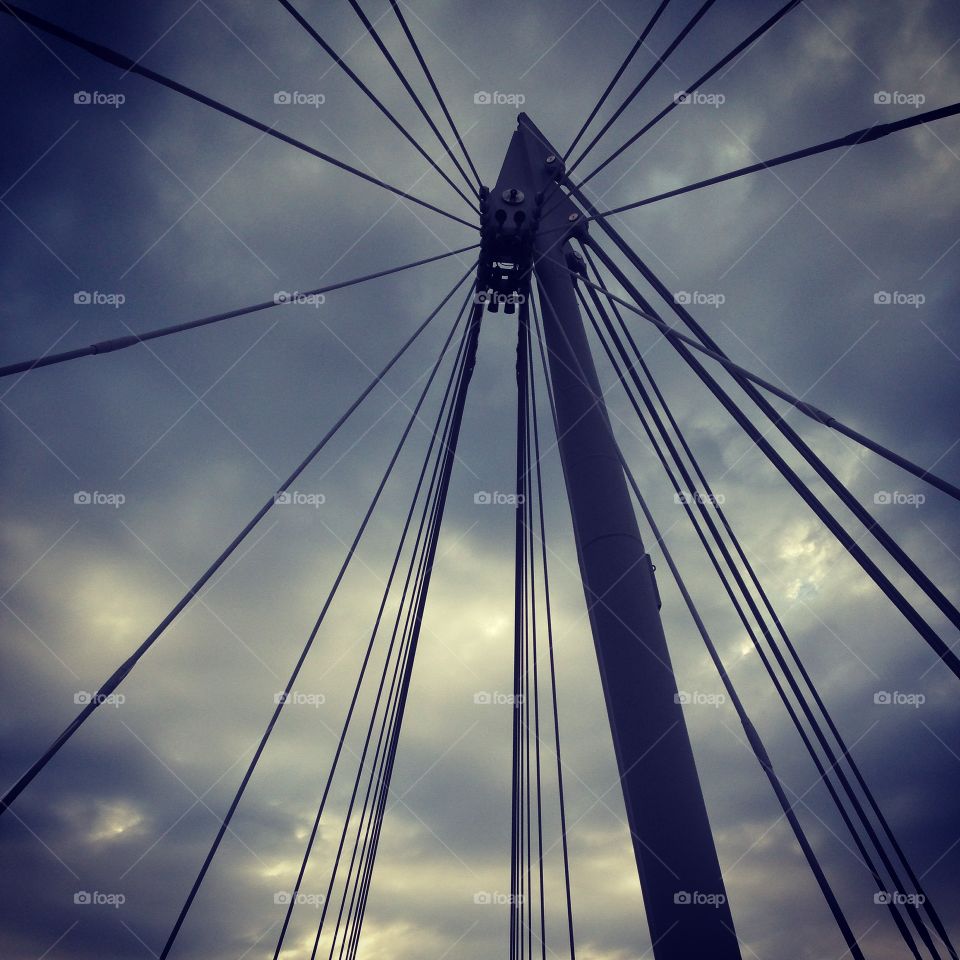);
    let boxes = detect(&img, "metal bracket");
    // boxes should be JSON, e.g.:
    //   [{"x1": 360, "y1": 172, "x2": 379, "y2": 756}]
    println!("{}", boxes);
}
[
  {"x1": 477, "y1": 113, "x2": 587, "y2": 314},
  {"x1": 644, "y1": 554, "x2": 662, "y2": 609}
]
